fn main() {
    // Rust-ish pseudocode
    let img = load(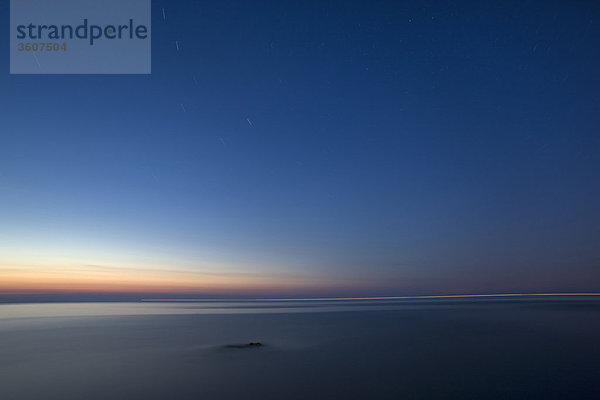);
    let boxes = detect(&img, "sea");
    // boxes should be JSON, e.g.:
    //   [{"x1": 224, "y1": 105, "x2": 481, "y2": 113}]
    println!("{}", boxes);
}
[{"x1": 1, "y1": 297, "x2": 599, "y2": 399}]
